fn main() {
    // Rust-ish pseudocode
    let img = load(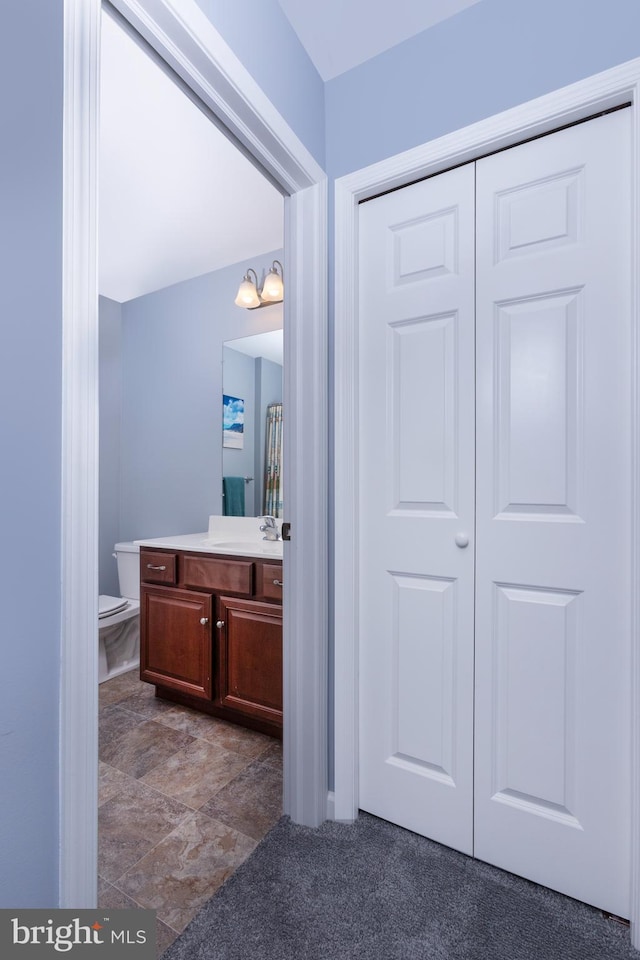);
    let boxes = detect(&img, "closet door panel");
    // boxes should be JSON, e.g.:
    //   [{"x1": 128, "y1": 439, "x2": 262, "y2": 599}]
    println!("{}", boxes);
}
[
  {"x1": 474, "y1": 108, "x2": 632, "y2": 916},
  {"x1": 358, "y1": 165, "x2": 476, "y2": 854},
  {"x1": 493, "y1": 292, "x2": 581, "y2": 517}
]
